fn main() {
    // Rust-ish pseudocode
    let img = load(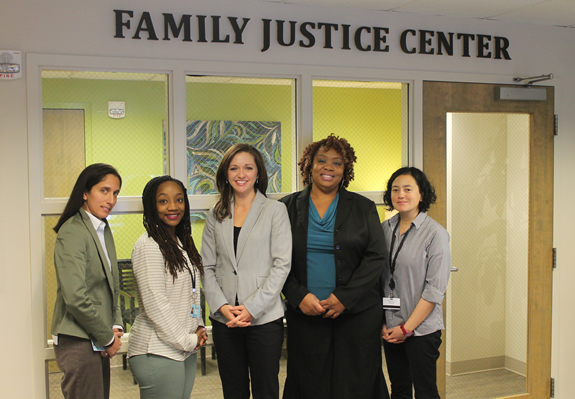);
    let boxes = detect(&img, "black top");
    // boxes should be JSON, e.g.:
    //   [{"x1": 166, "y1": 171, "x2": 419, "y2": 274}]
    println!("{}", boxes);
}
[
  {"x1": 233, "y1": 226, "x2": 241, "y2": 255},
  {"x1": 279, "y1": 185, "x2": 386, "y2": 314}
]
